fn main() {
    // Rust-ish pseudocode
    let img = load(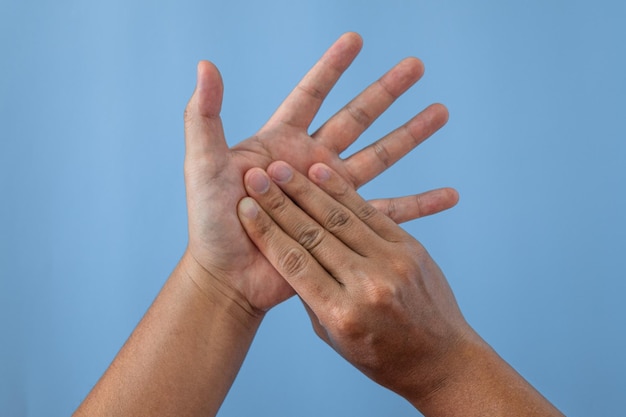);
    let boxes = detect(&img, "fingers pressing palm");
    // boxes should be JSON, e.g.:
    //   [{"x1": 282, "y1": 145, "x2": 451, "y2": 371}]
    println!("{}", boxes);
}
[{"x1": 183, "y1": 32, "x2": 457, "y2": 312}]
